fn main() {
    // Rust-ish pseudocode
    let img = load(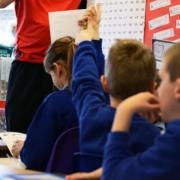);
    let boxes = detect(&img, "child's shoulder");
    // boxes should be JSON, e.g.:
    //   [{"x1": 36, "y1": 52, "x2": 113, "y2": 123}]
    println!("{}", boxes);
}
[
  {"x1": 43, "y1": 89, "x2": 72, "y2": 104},
  {"x1": 131, "y1": 114, "x2": 160, "y2": 135}
]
